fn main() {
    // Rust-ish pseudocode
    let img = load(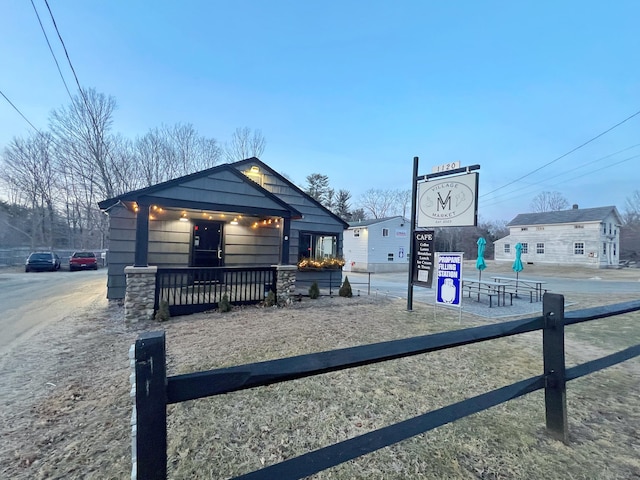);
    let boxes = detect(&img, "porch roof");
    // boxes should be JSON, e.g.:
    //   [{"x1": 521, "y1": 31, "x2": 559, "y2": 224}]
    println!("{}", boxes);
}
[{"x1": 98, "y1": 163, "x2": 302, "y2": 219}]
